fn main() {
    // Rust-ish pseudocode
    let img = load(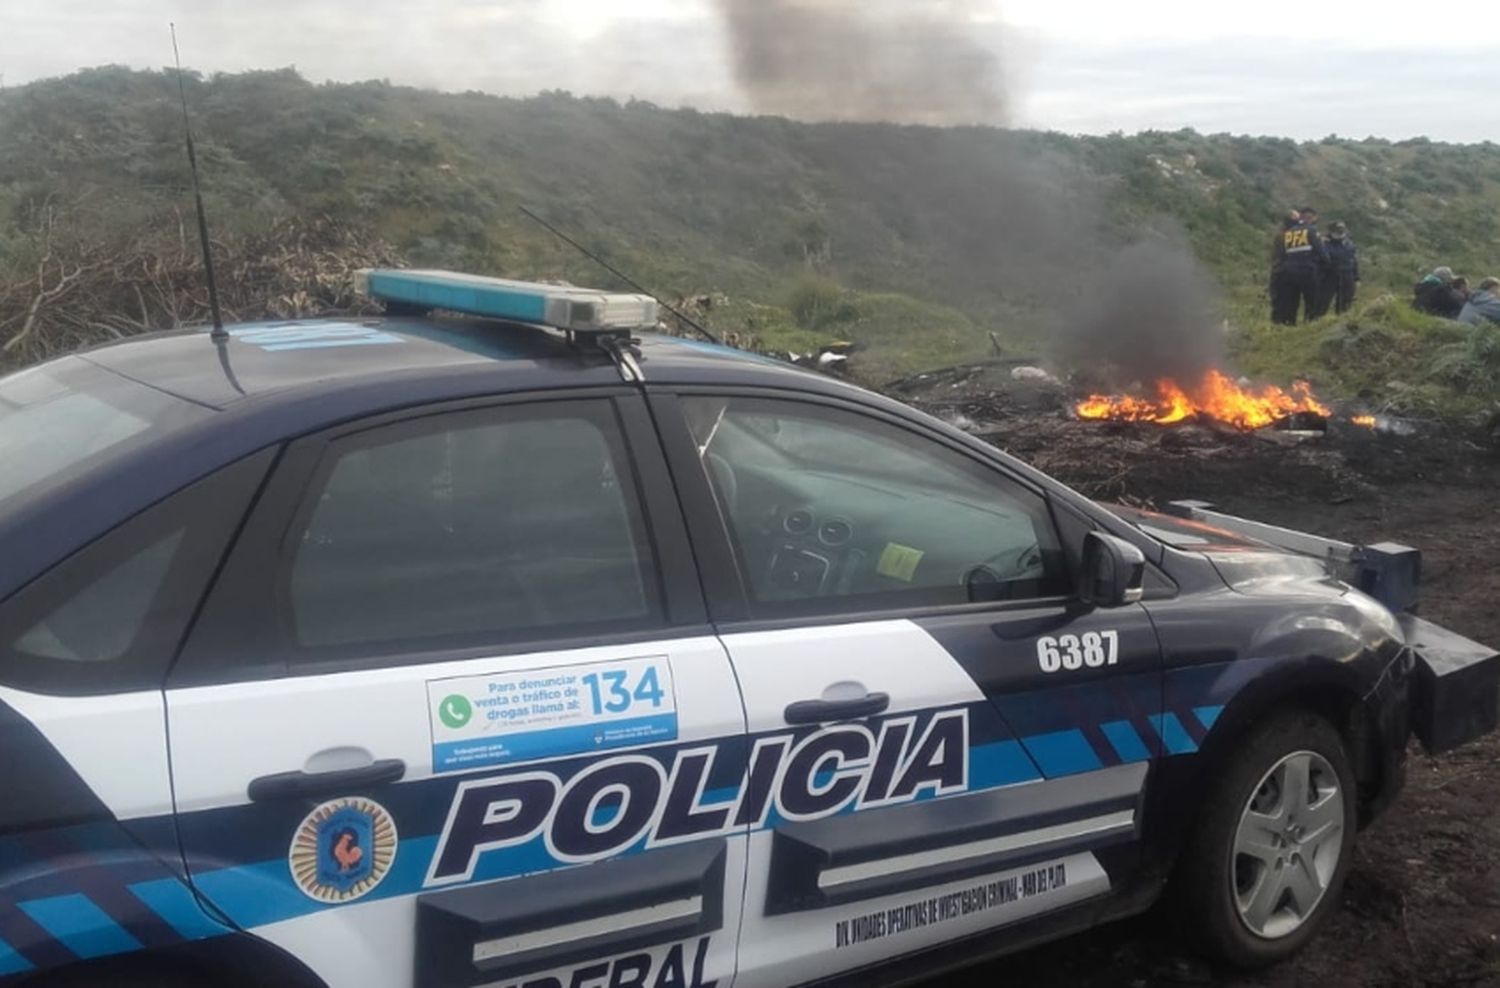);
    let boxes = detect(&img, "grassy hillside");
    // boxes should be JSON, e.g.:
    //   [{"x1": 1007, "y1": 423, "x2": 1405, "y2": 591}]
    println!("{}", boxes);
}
[{"x1": 3, "y1": 67, "x2": 1499, "y2": 400}]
